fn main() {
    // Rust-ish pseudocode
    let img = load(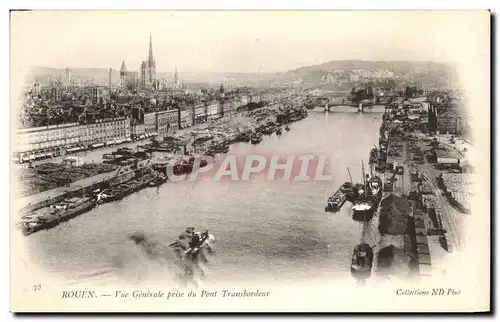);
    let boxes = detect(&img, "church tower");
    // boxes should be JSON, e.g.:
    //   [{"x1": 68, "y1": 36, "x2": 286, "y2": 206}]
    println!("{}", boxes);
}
[
  {"x1": 120, "y1": 60, "x2": 127, "y2": 91},
  {"x1": 147, "y1": 32, "x2": 156, "y2": 88},
  {"x1": 174, "y1": 66, "x2": 179, "y2": 88}
]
